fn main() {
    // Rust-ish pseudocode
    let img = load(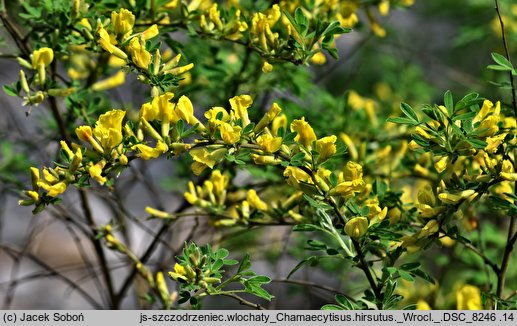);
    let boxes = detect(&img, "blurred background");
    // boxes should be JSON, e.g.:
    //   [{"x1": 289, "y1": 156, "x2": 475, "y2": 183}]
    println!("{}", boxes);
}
[{"x1": 0, "y1": 0, "x2": 516, "y2": 309}]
